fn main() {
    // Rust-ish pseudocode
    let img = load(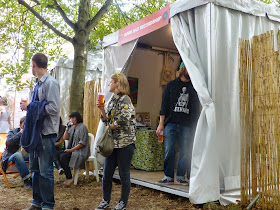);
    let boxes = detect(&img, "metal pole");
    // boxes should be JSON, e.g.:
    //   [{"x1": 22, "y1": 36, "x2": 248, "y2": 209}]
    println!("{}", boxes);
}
[{"x1": 246, "y1": 194, "x2": 259, "y2": 210}]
